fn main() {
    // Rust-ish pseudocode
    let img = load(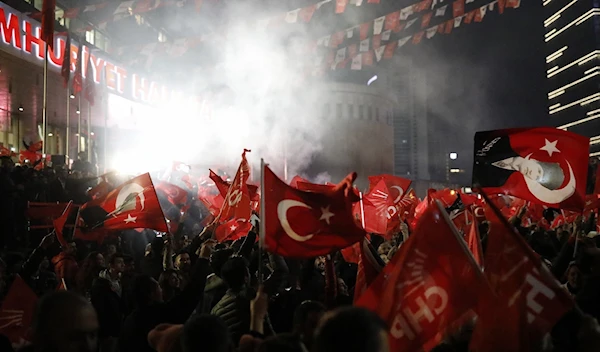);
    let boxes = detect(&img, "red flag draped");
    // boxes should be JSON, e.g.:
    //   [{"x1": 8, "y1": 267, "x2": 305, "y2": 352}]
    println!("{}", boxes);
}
[
  {"x1": 356, "y1": 201, "x2": 483, "y2": 351},
  {"x1": 469, "y1": 198, "x2": 574, "y2": 351},
  {"x1": 72, "y1": 40, "x2": 84, "y2": 95},
  {"x1": 61, "y1": 34, "x2": 71, "y2": 88},
  {"x1": 41, "y1": 0, "x2": 56, "y2": 49},
  {"x1": 472, "y1": 128, "x2": 590, "y2": 211},
  {"x1": 84, "y1": 54, "x2": 96, "y2": 105},
  {"x1": 353, "y1": 239, "x2": 383, "y2": 302},
  {"x1": 263, "y1": 165, "x2": 365, "y2": 257}
]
